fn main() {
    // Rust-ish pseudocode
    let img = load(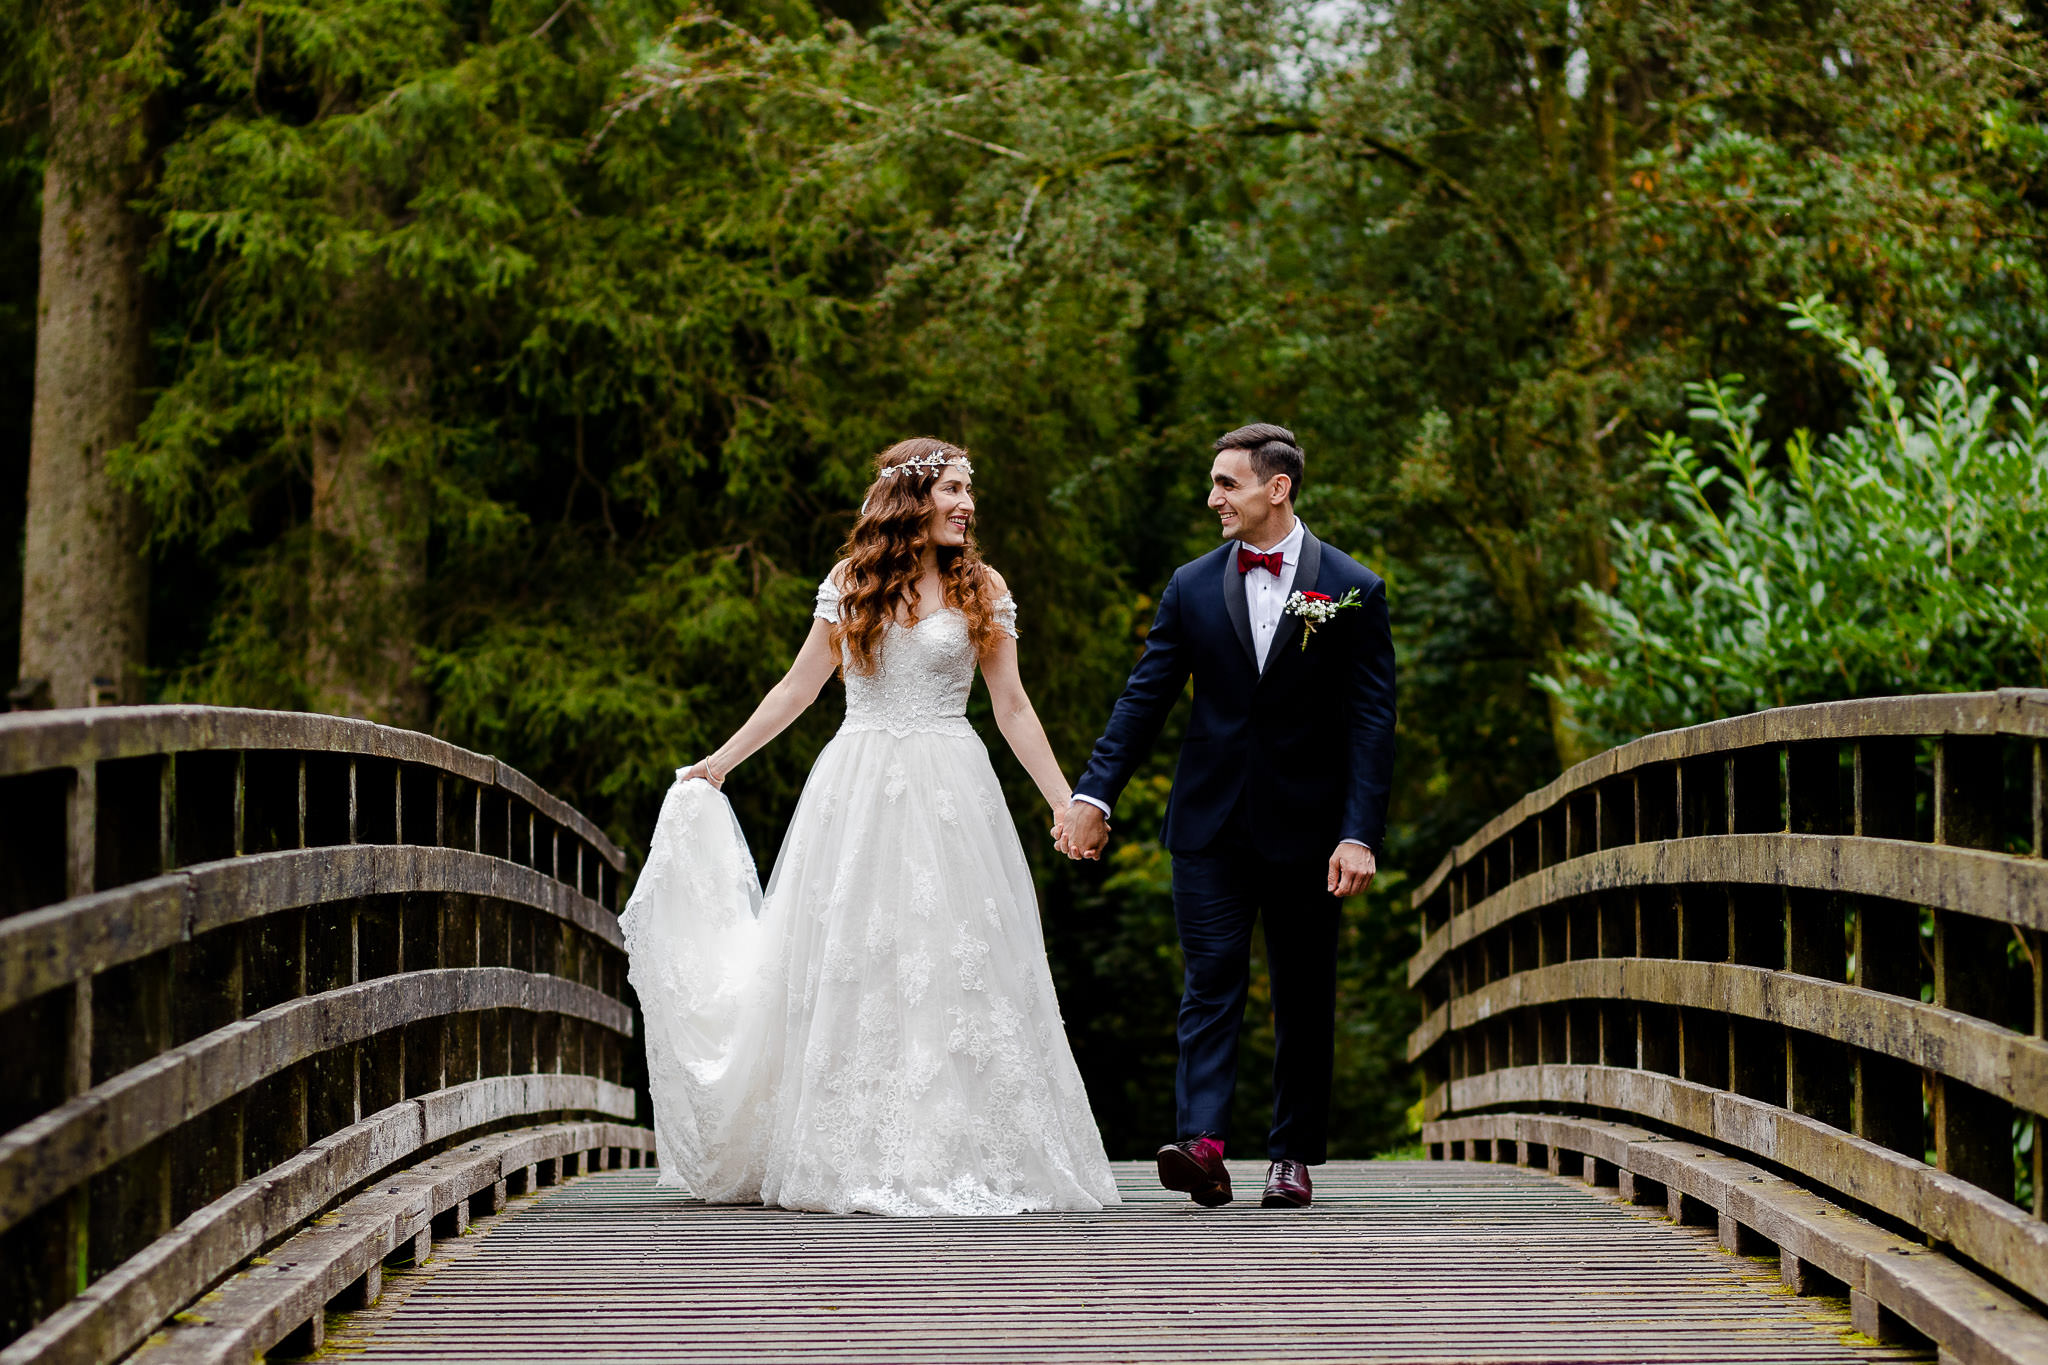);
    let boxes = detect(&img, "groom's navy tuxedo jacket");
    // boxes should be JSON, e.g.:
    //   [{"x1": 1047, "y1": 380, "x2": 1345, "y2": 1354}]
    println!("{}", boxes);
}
[{"x1": 1074, "y1": 527, "x2": 1396, "y2": 865}]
